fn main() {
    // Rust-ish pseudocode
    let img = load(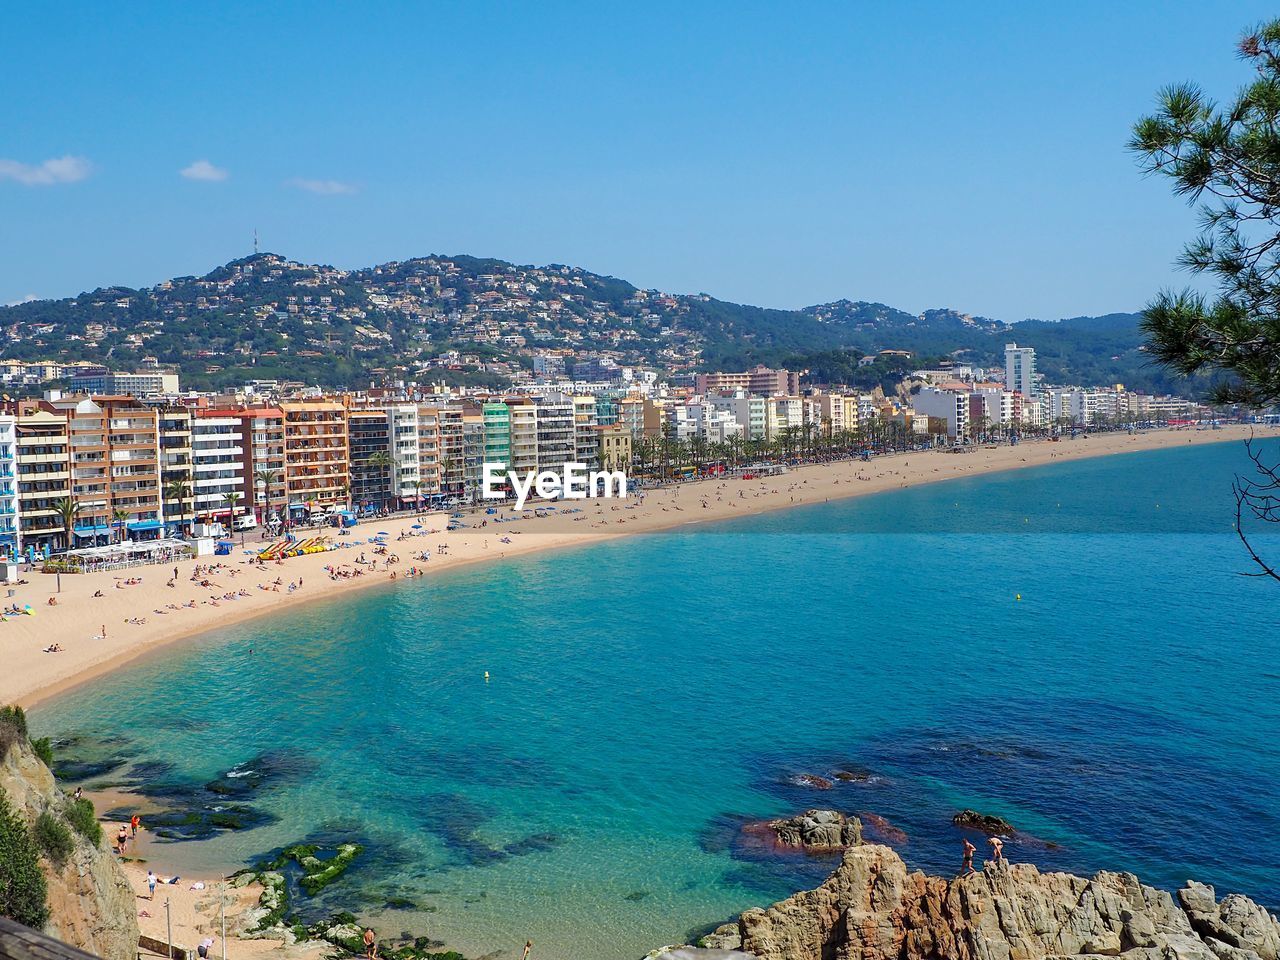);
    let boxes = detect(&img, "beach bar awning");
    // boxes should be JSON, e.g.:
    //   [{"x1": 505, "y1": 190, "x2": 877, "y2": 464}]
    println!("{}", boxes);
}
[
  {"x1": 64, "y1": 538, "x2": 191, "y2": 561},
  {"x1": 127, "y1": 520, "x2": 164, "y2": 531}
]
